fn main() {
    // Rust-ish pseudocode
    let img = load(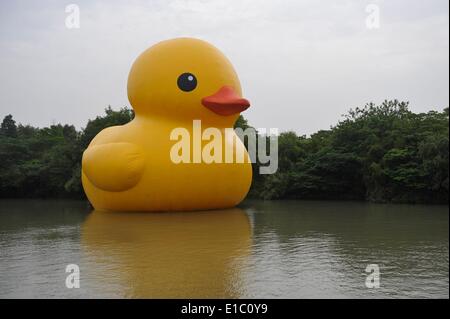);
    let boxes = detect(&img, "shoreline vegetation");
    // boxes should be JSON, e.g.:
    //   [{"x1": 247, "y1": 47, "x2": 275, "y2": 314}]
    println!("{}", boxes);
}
[{"x1": 0, "y1": 100, "x2": 448, "y2": 204}]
